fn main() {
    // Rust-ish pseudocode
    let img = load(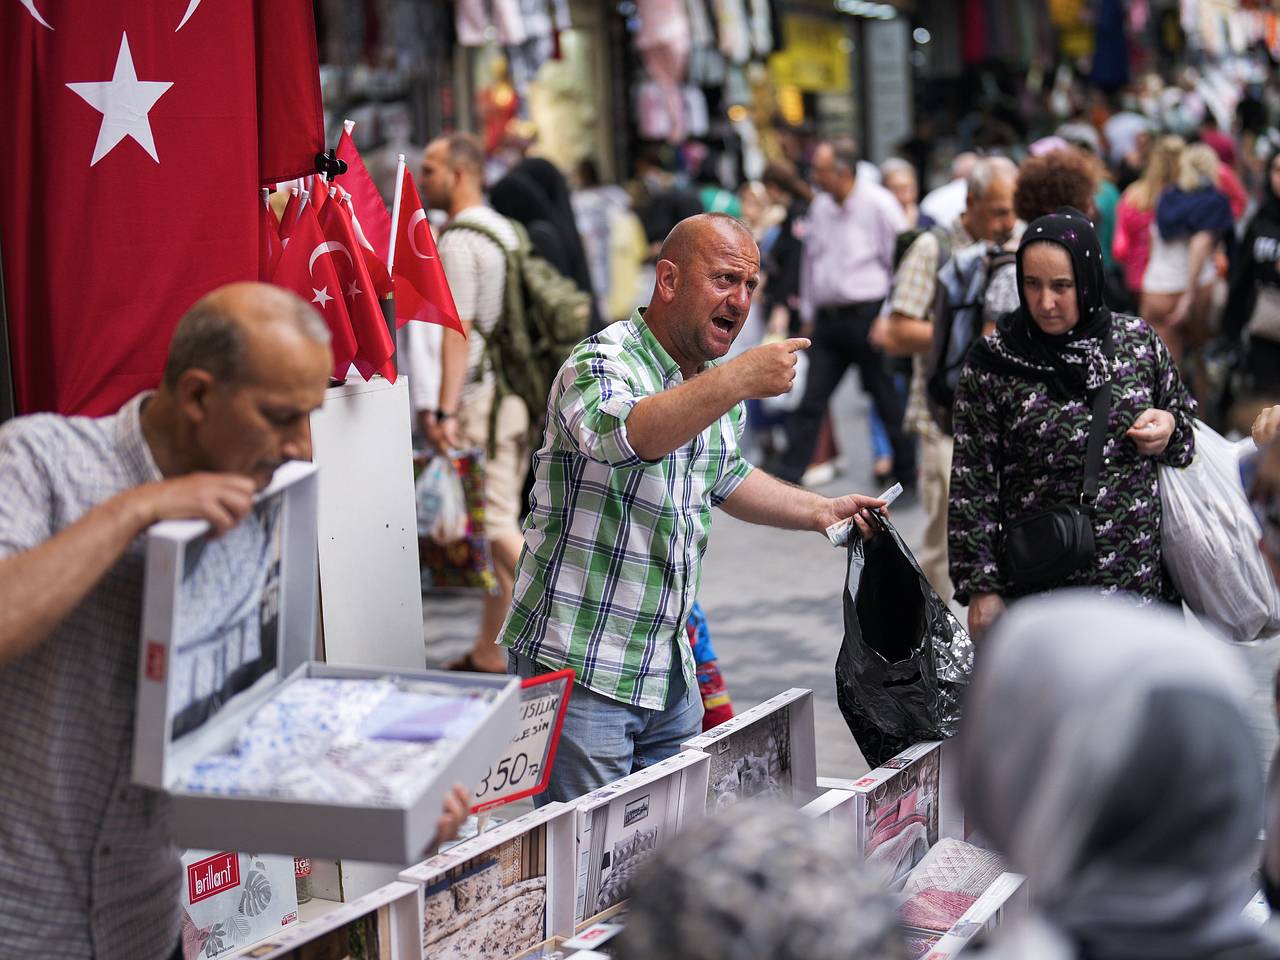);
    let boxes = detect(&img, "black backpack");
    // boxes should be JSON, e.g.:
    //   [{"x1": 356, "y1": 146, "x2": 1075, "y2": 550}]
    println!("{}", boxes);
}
[{"x1": 924, "y1": 243, "x2": 1016, "y2": 434}]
